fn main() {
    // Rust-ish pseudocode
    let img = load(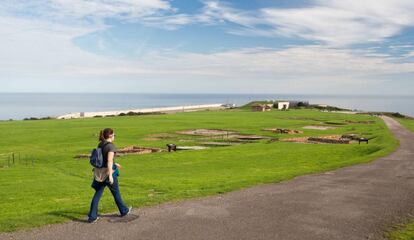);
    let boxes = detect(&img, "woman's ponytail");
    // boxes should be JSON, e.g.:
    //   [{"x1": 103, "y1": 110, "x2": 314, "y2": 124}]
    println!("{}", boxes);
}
[{"x1": 99, "y1": 130, "x2": 105, "y2": 142}]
